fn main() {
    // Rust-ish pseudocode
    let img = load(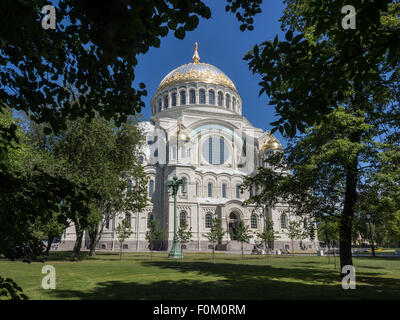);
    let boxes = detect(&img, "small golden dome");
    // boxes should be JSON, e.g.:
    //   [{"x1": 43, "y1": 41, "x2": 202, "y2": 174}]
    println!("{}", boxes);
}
[
  {"x1": 261, "y1": 136, "x2": 283, "y2": 151},
  {"x1": 169, "y1": 121, "x2": 191, "y2": 142}
]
